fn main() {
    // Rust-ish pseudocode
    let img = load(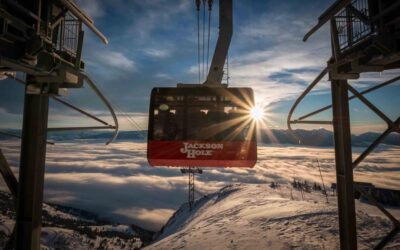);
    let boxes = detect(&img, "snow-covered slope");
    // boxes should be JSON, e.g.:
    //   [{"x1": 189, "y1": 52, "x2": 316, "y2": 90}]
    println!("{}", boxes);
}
[
  {"x1": 146, "y1": 184, "x2": 400, "y2": 250},
  {"x1": 0, "y1": 191, "x2": 153, "y2": 249}
]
